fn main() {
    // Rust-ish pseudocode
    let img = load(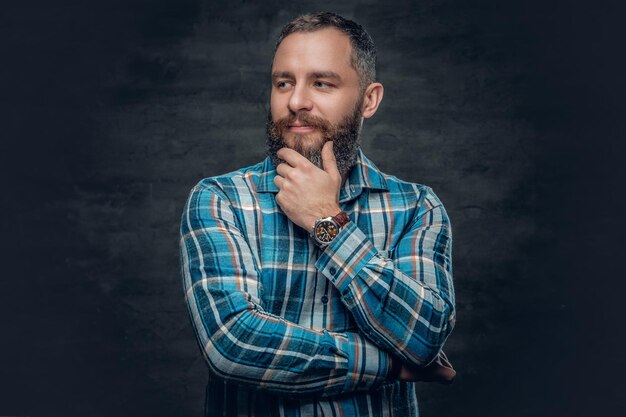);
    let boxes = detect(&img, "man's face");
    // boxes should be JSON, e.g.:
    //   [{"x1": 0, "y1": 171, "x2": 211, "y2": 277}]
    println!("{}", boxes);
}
[{"x1": 267, "y1": 28, "x2": 364, "y2": 175}]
